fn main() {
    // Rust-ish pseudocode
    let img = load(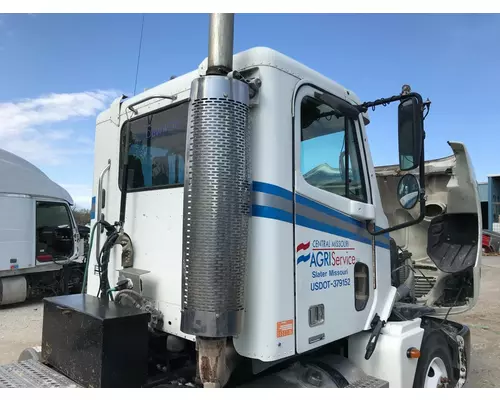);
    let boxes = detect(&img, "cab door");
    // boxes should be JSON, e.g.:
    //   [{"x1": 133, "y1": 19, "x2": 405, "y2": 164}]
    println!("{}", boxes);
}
[{"x1": 293, "y1": 85, "x2": 376, "y2": 353}]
